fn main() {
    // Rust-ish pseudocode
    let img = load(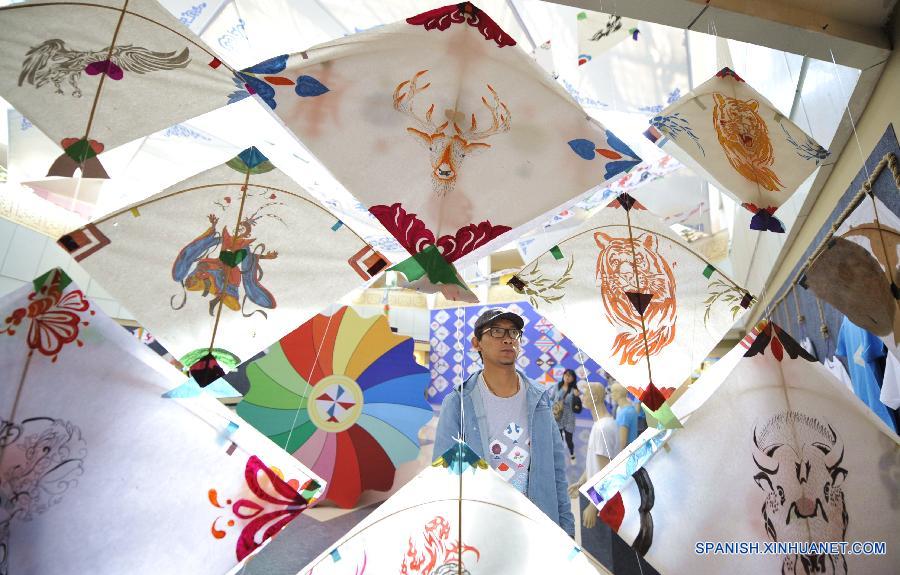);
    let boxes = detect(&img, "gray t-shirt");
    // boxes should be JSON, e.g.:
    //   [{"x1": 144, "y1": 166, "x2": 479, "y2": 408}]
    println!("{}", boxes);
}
[{"x1": 478, "y1": 372, "x2": 530, "y2": 493}]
